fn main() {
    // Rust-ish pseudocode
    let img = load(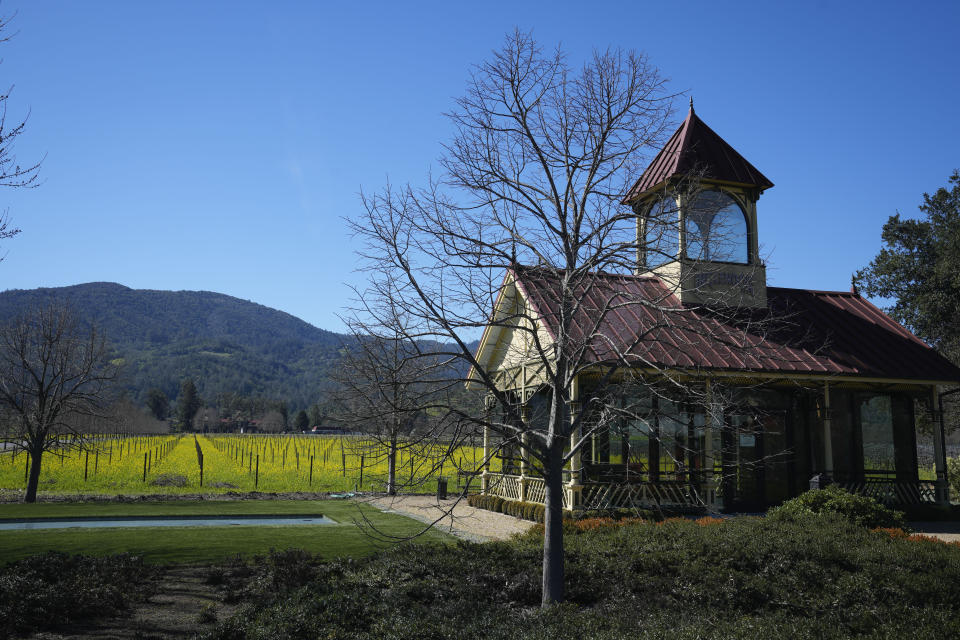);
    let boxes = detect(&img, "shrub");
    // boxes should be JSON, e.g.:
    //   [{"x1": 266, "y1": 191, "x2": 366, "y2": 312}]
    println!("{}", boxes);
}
[
  {"x1": 767, "y1": 485, "x2": 906, "y2": 529},
  {"x1": 467, "y1": 494, "x2": 546, "y2": 523},
  {"x1": 0, "y1": 552, "x2": 159, "y2": 636}
]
